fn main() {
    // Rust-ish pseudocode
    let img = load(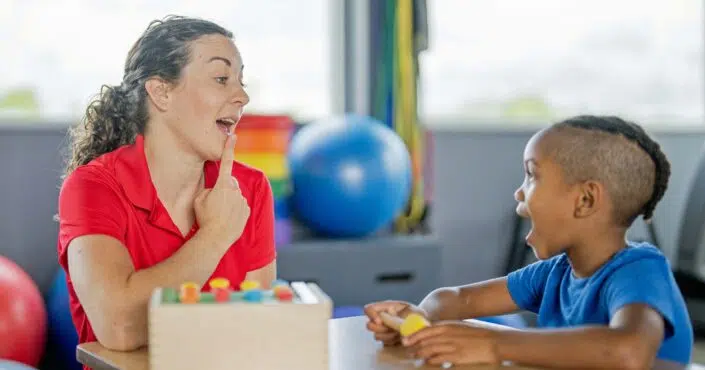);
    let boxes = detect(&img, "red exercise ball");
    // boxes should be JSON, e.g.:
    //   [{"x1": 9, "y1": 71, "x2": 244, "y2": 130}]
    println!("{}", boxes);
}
[{"x1": 0, "y1": 255, "x2": 47, "y2": 367}]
